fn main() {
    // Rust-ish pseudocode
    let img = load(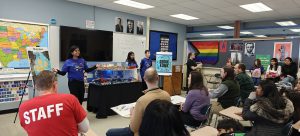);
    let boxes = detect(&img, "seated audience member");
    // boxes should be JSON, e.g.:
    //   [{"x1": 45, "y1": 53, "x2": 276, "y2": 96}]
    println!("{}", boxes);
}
[
  {"x1": 217, "y1": 119, "x2": 245, "y2": 136},
  {"x1": 139, "y1": 99, "x2": 190, "y2": 136},
  {"x1": 294, "y1": 79, "x2": 300, "y2": 91},
  {"x1": 250, "y1": 59, "x2": 264, "y2": 86},
  {"x1": 265, "y1": 58, "x2": 281, "y2": 82},
  {"x1": 180, "y1": 71, "x2": 210, "y2": 127},
  {"x1": 234, "y1": 63, "x2": 255, "y2": 103},
  {"x1": 19, "y1": 70, "x2": 89, "y2": 136},
  {"x1": 106, "y1": 68, "x2": 171, "y2": 136},
  {"x1": 242, "y1": 80, "x2": 294, "y2": 136},
  {"x1": 286, "y1": 91, "x2": 300, "y2": 136},
  {"x1": 281, "y1": 57, "x2": 298, "y2": 84},
  {"x1": 210, "y1": 66, "x2": 240, "y2": 113}
]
